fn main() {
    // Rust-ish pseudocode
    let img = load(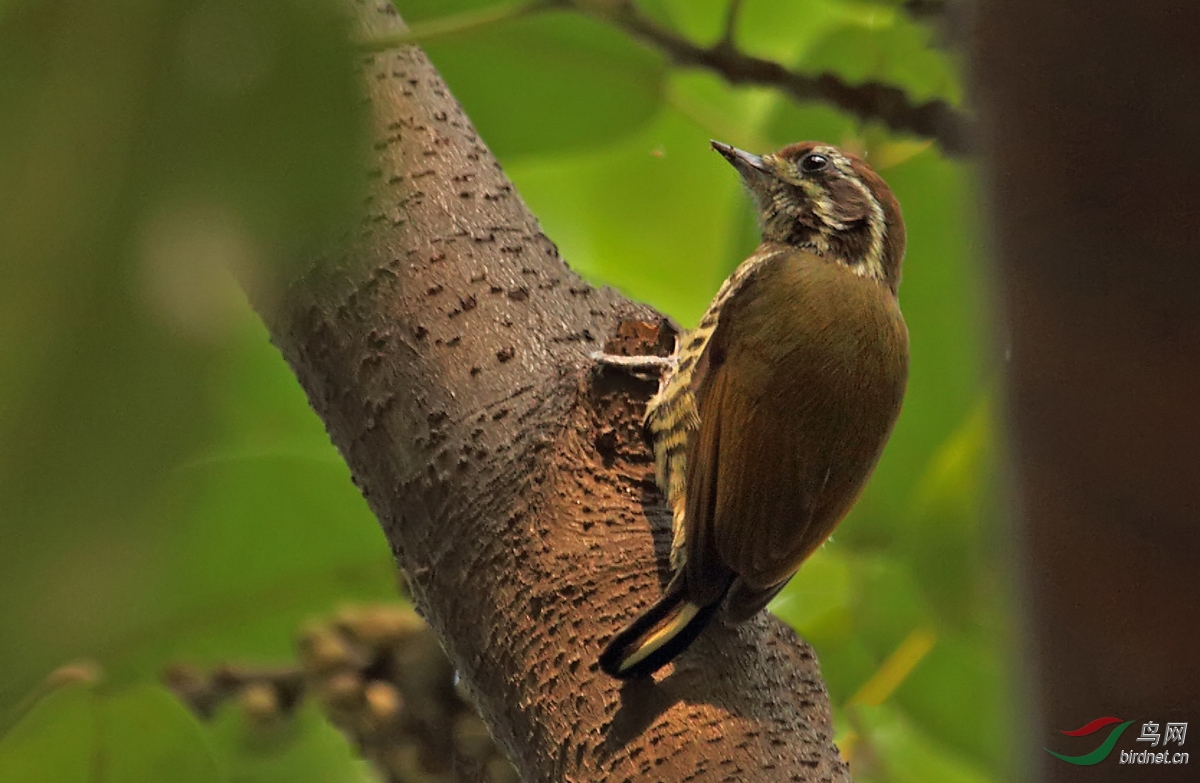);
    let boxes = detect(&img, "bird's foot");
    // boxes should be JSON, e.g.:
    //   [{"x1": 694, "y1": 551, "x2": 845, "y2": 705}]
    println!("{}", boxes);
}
[{"x1": 589, "y1": 351, "x2": 677, "y2": 381}]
